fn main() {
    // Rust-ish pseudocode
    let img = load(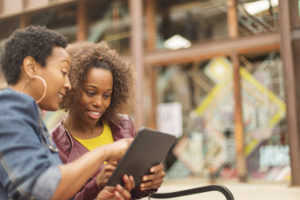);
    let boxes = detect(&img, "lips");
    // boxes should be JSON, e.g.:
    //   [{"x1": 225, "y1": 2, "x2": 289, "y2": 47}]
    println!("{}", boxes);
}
[
  {"x1": 87, "y1": 110, "x2": 102, "y2": 120},
  {"x1": 58, "y1": 93, "x2": 64, "y2": 99}
]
